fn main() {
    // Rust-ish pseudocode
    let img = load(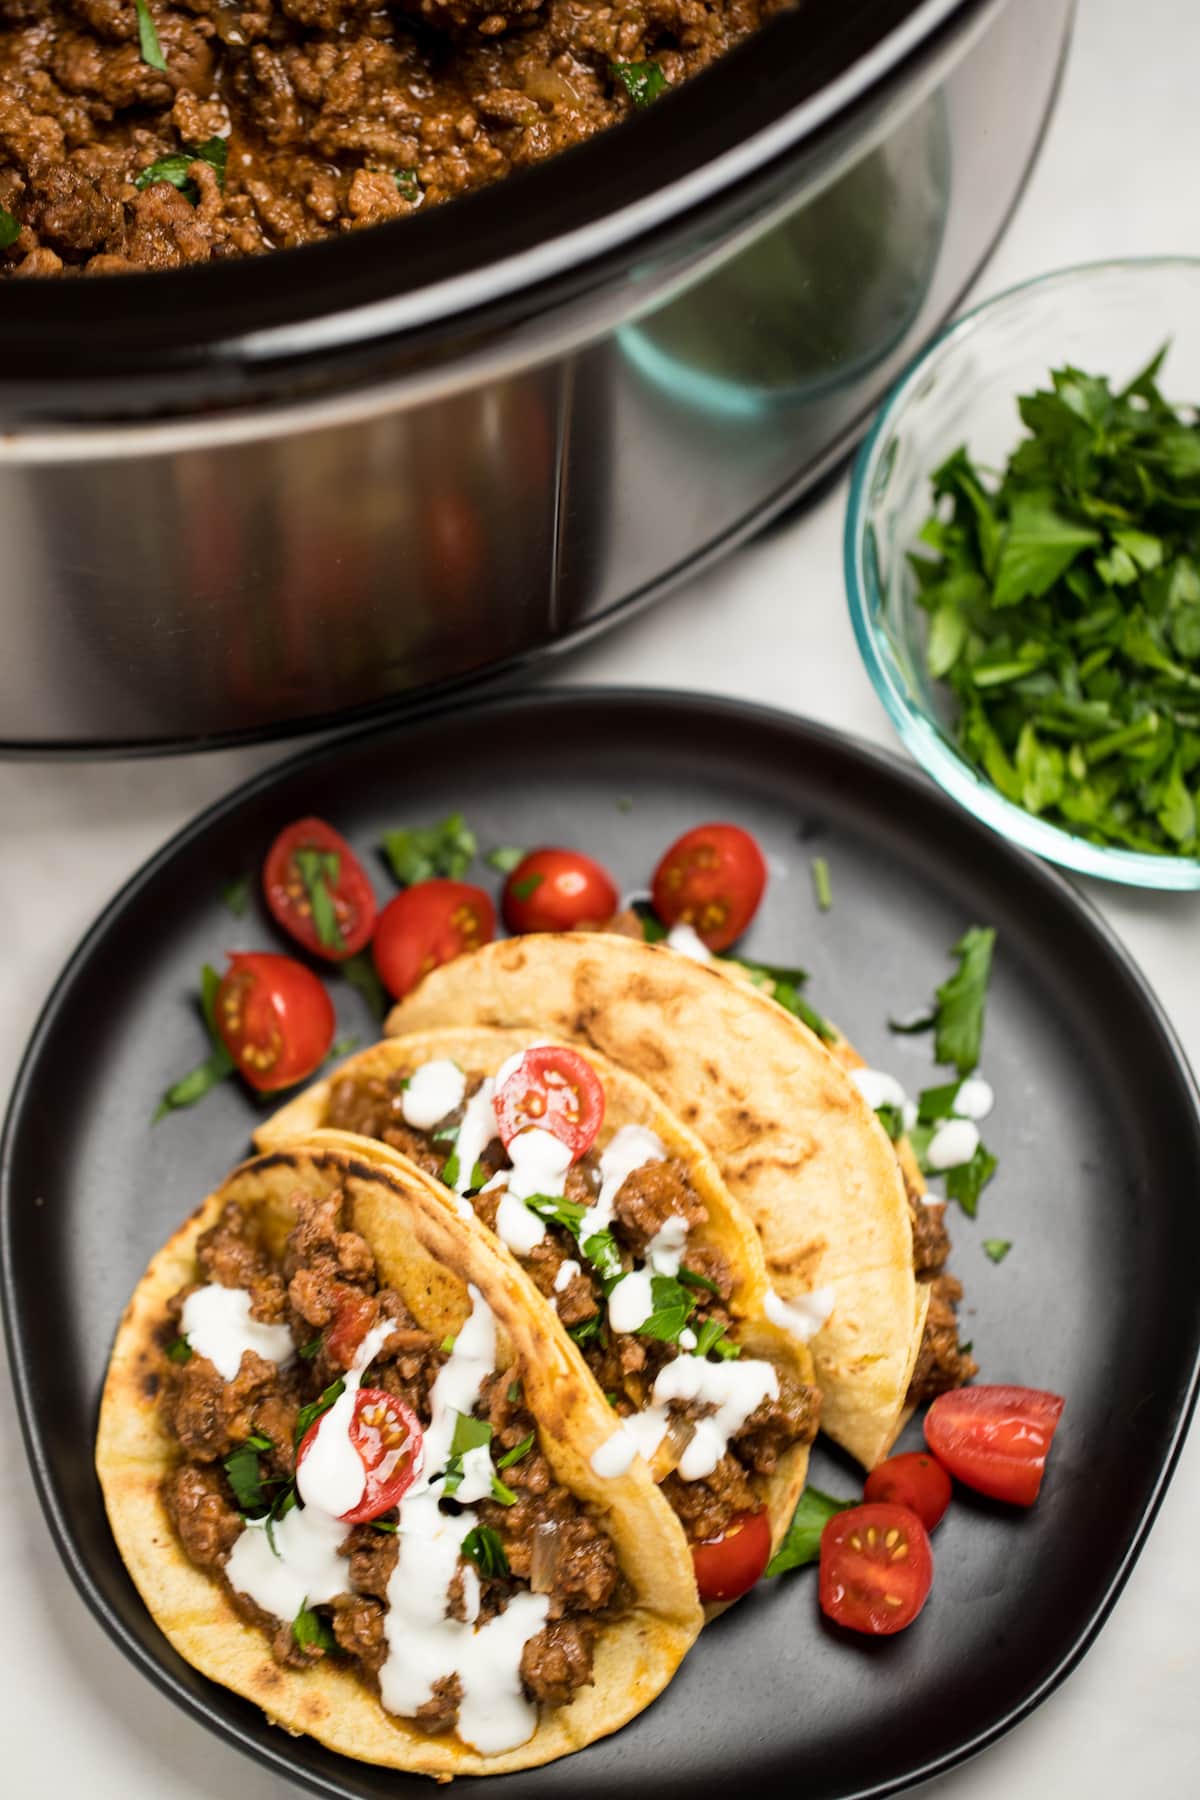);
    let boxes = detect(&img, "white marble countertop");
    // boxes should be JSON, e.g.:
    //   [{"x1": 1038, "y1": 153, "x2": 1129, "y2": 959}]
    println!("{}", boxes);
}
[{"x1": 3, "y1": 0, "x2": 1199, "y2": 1788}]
